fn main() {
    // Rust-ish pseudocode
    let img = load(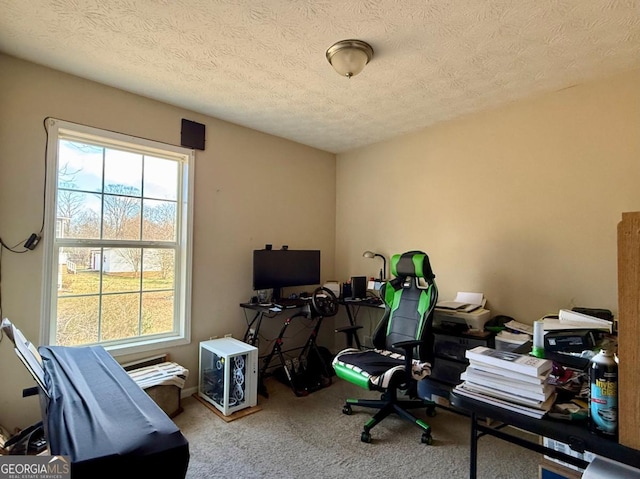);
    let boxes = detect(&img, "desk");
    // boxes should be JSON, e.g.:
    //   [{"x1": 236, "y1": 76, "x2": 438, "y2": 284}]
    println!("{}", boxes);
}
[
  {"x1": 240, "y1": 302, "x2": 283, "y2": 347},
  {"x1": 240, "y1": 302, "x2": 329, "y2": 397},
  {"x1": 337, "y1": 298, "x2": 385, "y2": 348},
  {"x1": 450, "y1": 390, "x2": 640, "y2": 479}
]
